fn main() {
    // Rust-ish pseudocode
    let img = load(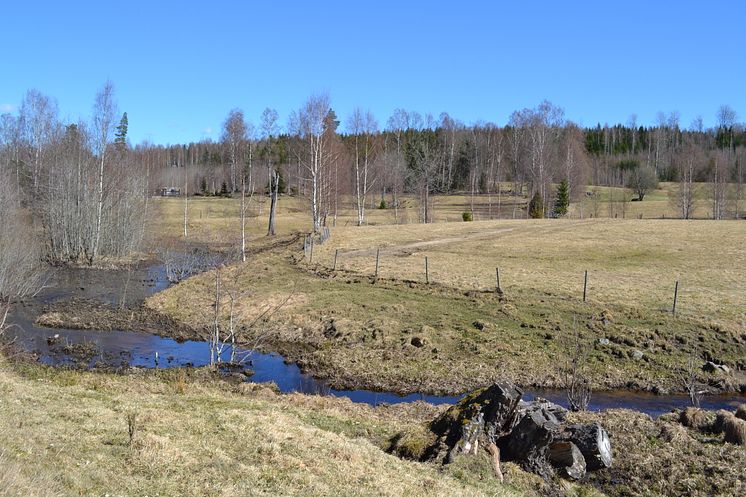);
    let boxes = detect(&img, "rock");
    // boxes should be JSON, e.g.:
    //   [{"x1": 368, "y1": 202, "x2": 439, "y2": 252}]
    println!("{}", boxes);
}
[
  {"x1": 472, "y1": 320, "x2": 486, "y2": 331},
  {"x1": 598, "y1": 338, "x2": 610, "y2": 346},
  {"x1": 410, "y1": 337, "x2": 425, "y2": 348},
  {"x1": 703, "y1": 361, "x2": 730, "y2": 374},
  {"x1": 736, "y1": 404, "x2": 746, "y2": 421},
  {"x1": 631, "y1": 350, "x2": 644, "y2": 361}
]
